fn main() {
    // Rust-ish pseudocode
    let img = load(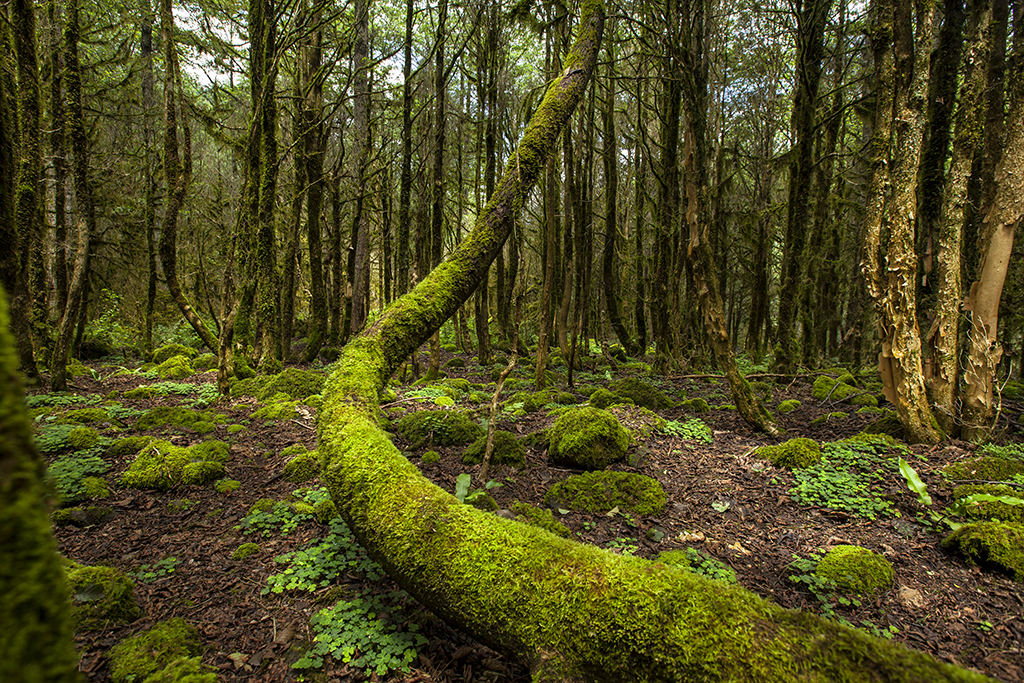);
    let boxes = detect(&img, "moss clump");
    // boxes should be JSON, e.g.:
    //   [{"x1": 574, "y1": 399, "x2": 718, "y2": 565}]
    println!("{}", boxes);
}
[
  {"x1": 52, "y1": 506, "x2": 114, "y2": 527},
  {"x1": 120, "y1": 440, "x2": 231, "y2": 490},
  {"x1": 248, "y1": 498, "x2": 277, "y2": 515},
  {"x1": 134, "y1": 406, "x2": 211, "y2": 432},
  {"x1": 67, "y1": 358, "x2": 90, "y2": 377},
  {"x1": 547, "y1": 407, "x2": 630, "y2": 470},
  {"x1": 313, "y1": 498, "x2": 338, "y2": 523},
  {"x1": 280, "y1": 444, "x2": 308, "y2": 457},
  {"x1": 421, "y1": 450, "x2": 441, "y2": 464},
  {"x1": 155, "y1": 355, "x2": 195, "y2": 380},
  {"x1": 232, "y1": 543, "x2": 260, "y2": 561},
  {"x1": 777, "y1": 399, "x2": 801, "y2": 413},
  {"x1": 810, "y1": 411, "x2": 848, "y2": 426},
  {"x1": 462, "y1": 431, "x2": 526, "y2": 467},
  {"x1": 57, "y1": 407, "x2": 111, "y2": 425},
  {"x1": 141, "y1": 655, "x2": 216, "y2": 683},
  {"x1": 152, "y1": 344, "x2": 198, "y2": 365},
  {"x1": 812, "y1": 375, "x2": 856, "y2": 401},
  {"x1": 192, "y1": 353, "x2": 217, "y2": 372},
  {"x1": 588, "y1": 388, "x2": 623, "y2": 409},
  {"x1": 849, "y1": 393, "x2": 878, "y2": 407},
  {"x1": 679, "y1": 398, "x2": 710, "y2": 413},
  {"x1": 443, "y1": 357, "x2": 467, "y2": 369},
  {"x1": 951, "y1": 484, "x2": 1024, "y2": 523},
  {"x1": 81, "y1": 476, "x2": 110, "y2": 499},
  {"x1": 283, "y1": 451, "x2": 321, "y2": 482},
  {"x1": 754, "y1": 438, "x2": 821, "y2": 470},
  {"x1": 942, "y1": 456, "x2": 1024, "y2": 483},
  {"x1": 253, "y1": 396, "x2": 300, "y2": 420},
  {"x1": 605, "y1": 404, "x2": 667, "y2": 442},
  {"x1": 66, "y1": 426, "x2": 99, "y2": 450},
  {"x1": 395, "y1": 410, "x2": 484, "y2": 448},
  {"x1": 608, "y1": 377, "x2": 673, "y2": 409},
  {"x1": 124, "y1": 386, "x2": 158, "y2": 399},
  {"x1": 227, "y1": 424, "x2": 245, "y2": 434},
  {"x1": 215, "y1": 478, "x2": 240, "y2": 494},
  {"x1": 108, "y1": 618, "x2": 209, "y2": 683},
  {"x1": 509, "y1": 500, "x2": 570, "y2": 537},
  {"x1": 107, "y1": 436, "x2": 155, "y2": 459},
  {"x1": 545, "y1": 471, "x2": 666, "y2": 516},
  {"x1": 65, "y1": 562, "x2": 142, "y2": 629},
  {"x1": 815, "y1": 545, "x2": 894, "y2": 595},
  {"x1": 256, "y1": 367, "x2": 325, "y2": 400},
  {"x1": 942, "y1": 521, "x2": 1024, "y2": 582}
]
